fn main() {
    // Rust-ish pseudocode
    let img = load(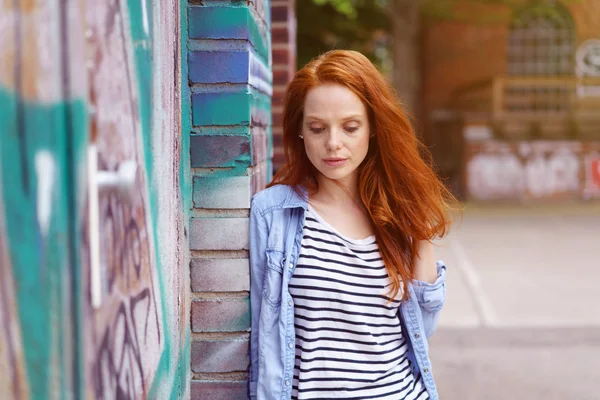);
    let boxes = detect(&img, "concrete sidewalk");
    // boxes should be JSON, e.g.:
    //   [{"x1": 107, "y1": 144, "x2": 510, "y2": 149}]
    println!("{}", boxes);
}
[{"x1": 430, "y1": 203, "x2": 600, "y2": 399}]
